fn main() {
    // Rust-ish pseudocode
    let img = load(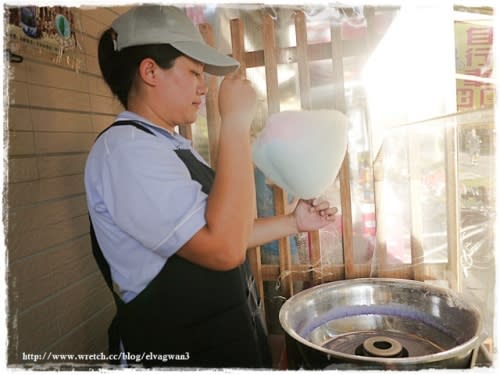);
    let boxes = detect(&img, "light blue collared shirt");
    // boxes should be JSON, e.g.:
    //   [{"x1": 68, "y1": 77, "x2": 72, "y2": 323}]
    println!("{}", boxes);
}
[{"x1": 85, "y1": 111, "x2": 209, "y2": 303}]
